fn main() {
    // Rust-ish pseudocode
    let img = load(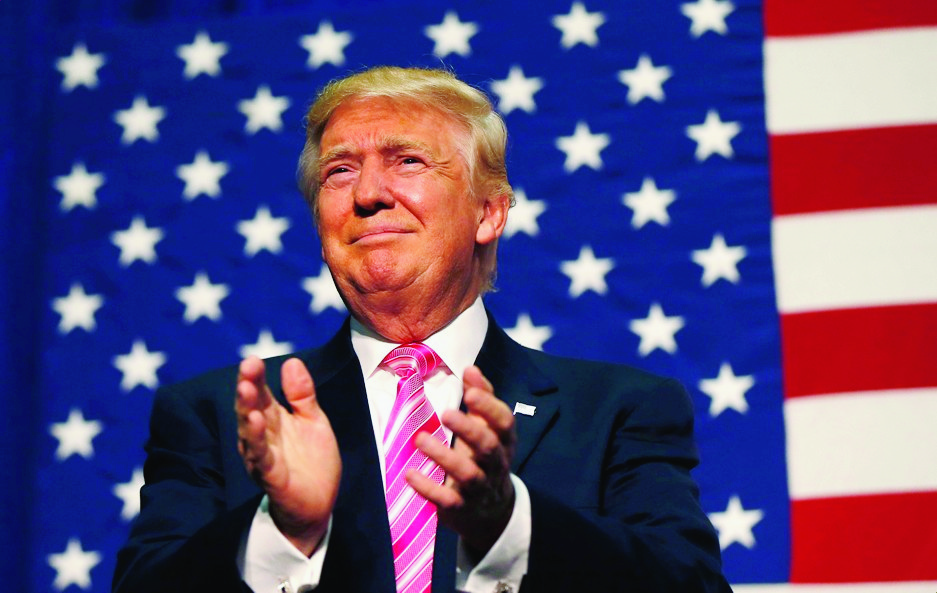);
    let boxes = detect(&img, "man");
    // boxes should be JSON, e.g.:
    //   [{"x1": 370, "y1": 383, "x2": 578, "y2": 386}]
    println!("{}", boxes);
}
[{"x1": 114, "y1": 66, "x2": 731, "y2": 593}]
